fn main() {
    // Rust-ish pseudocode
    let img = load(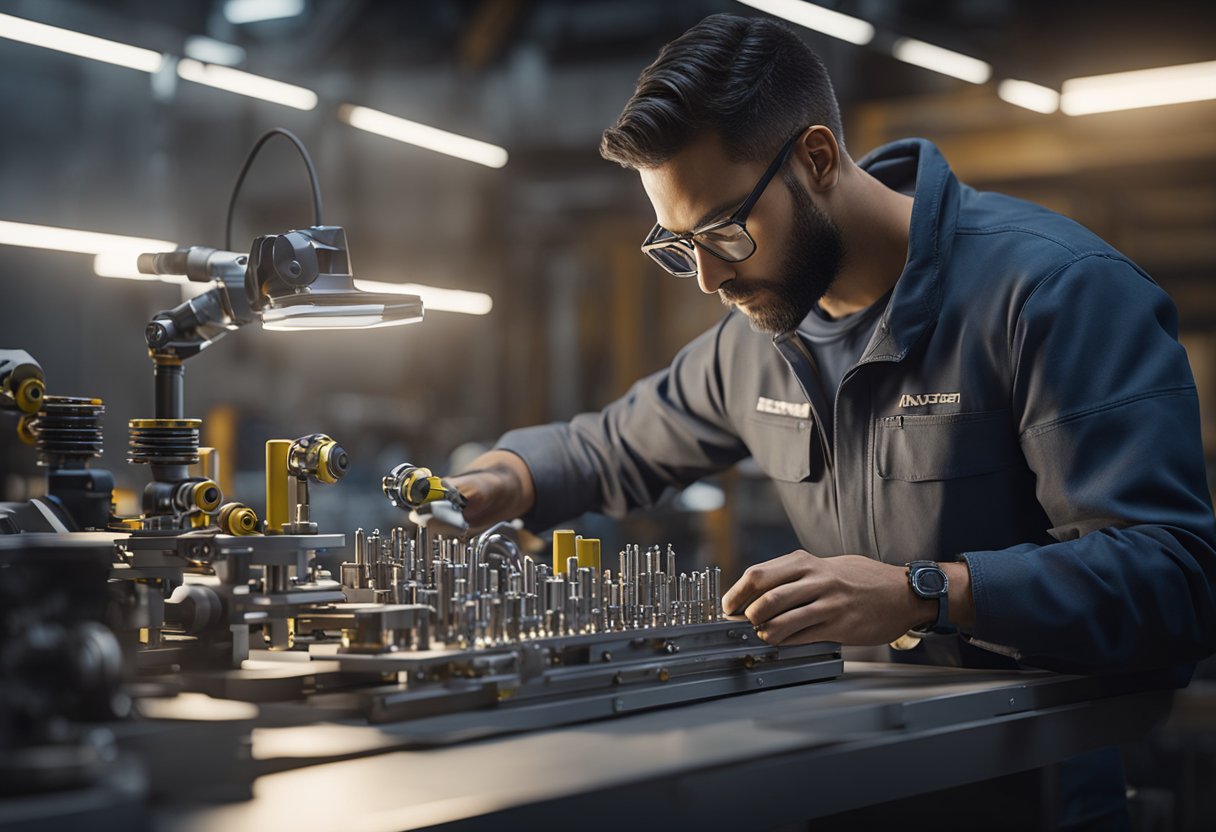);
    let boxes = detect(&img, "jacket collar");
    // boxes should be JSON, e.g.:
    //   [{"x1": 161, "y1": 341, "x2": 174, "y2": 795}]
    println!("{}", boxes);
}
[{"x1": 850, "y1": 138, "x2": 961, "y2": 363}]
